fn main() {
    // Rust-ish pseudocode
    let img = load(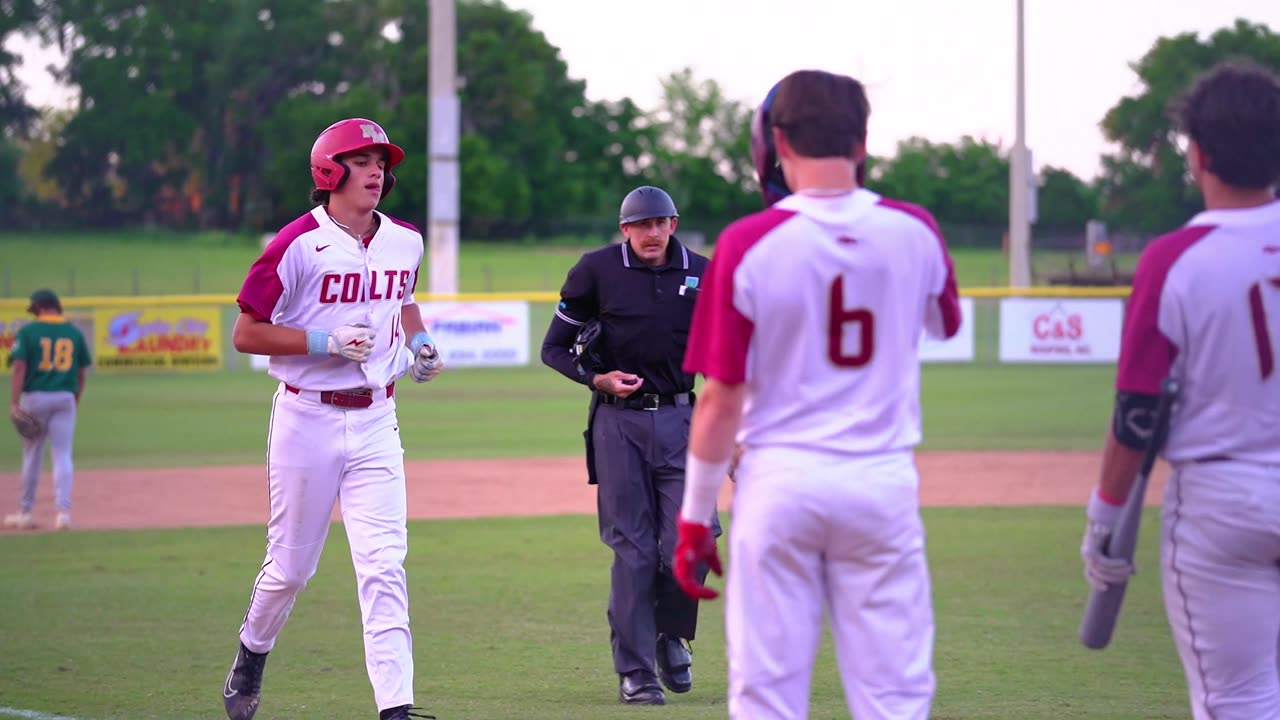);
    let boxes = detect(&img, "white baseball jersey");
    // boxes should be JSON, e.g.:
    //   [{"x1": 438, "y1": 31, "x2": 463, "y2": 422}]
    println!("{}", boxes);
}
[
  {"x1": 1117, "y1": 198, "x2": 1280, "y2": 464},
  {"x1": 237, "y1": 206, "x2": 423, "y2": 391},
  {"x1": 683, "y1": 189, "x2": 961, "y2": 452}
]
